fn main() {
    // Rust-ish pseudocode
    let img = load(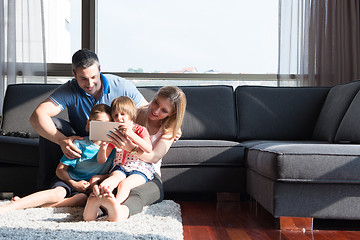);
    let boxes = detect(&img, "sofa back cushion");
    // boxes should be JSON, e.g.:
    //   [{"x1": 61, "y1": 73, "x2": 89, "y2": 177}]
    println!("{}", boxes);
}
[
  {"x1": 312, "y1": 80, "x2": 360, "y2": 143},
  {"x1": 1, "y1": 84, "x2": 68, "y2": 138},
  {"x1": 138, "y1": 85, "x2": 237, "y2": 140},
  {"x1": 334, "y1": 89, "x2": 360, "y2": 143},
  {"x1": 236, "y1": 86, "x2": 329, "y2": 141}
]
